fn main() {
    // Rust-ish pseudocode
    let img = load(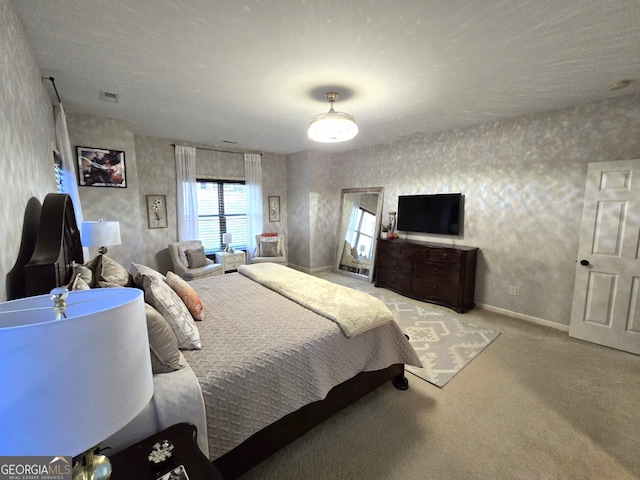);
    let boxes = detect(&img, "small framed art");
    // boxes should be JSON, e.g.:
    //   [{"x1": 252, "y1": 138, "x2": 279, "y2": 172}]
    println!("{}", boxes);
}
[
  {"x1": 268, "y1": 196, "x2": 280, "y2": 222},
  {"x1": 146, "y1": 195, "x2": 168, "y2": 229},
  {"x1": 76, "y1": 146, "x2": 126, "y2": 187}
]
